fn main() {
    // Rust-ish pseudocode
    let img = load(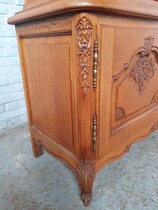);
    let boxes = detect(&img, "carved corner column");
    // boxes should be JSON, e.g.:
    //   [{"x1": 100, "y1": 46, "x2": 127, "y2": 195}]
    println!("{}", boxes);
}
[{"x1": 76, "y1": 160, "x2": 96, "y2": 206}]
